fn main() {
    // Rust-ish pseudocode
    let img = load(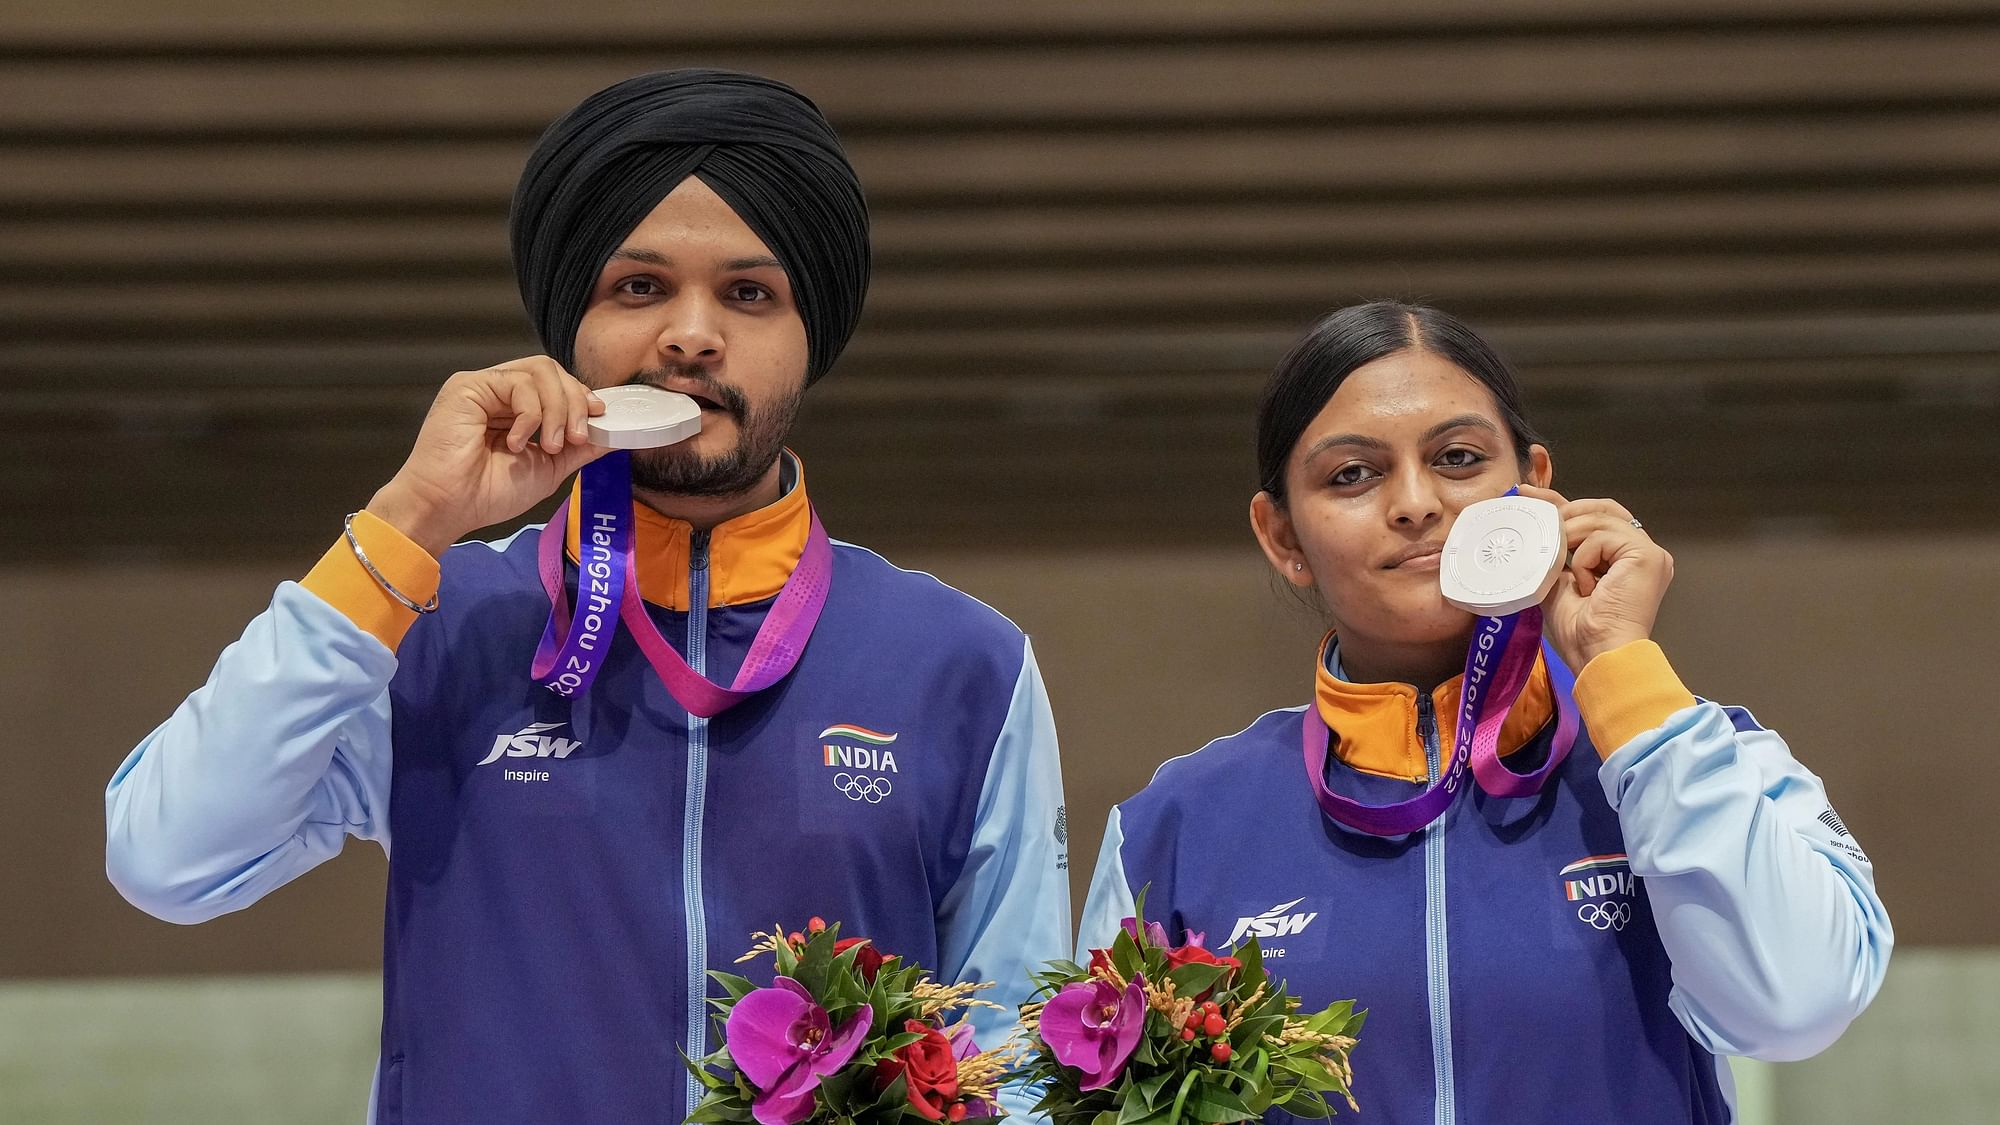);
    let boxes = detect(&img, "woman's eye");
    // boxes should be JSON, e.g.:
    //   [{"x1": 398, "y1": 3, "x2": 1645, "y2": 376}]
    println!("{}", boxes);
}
[
  {"x1": 1437, "y1": 447, "x2": 1485, "y2": 469},
  {"x1": 1331, "y1": 464, "x2": 1378, "y2": 487}
]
